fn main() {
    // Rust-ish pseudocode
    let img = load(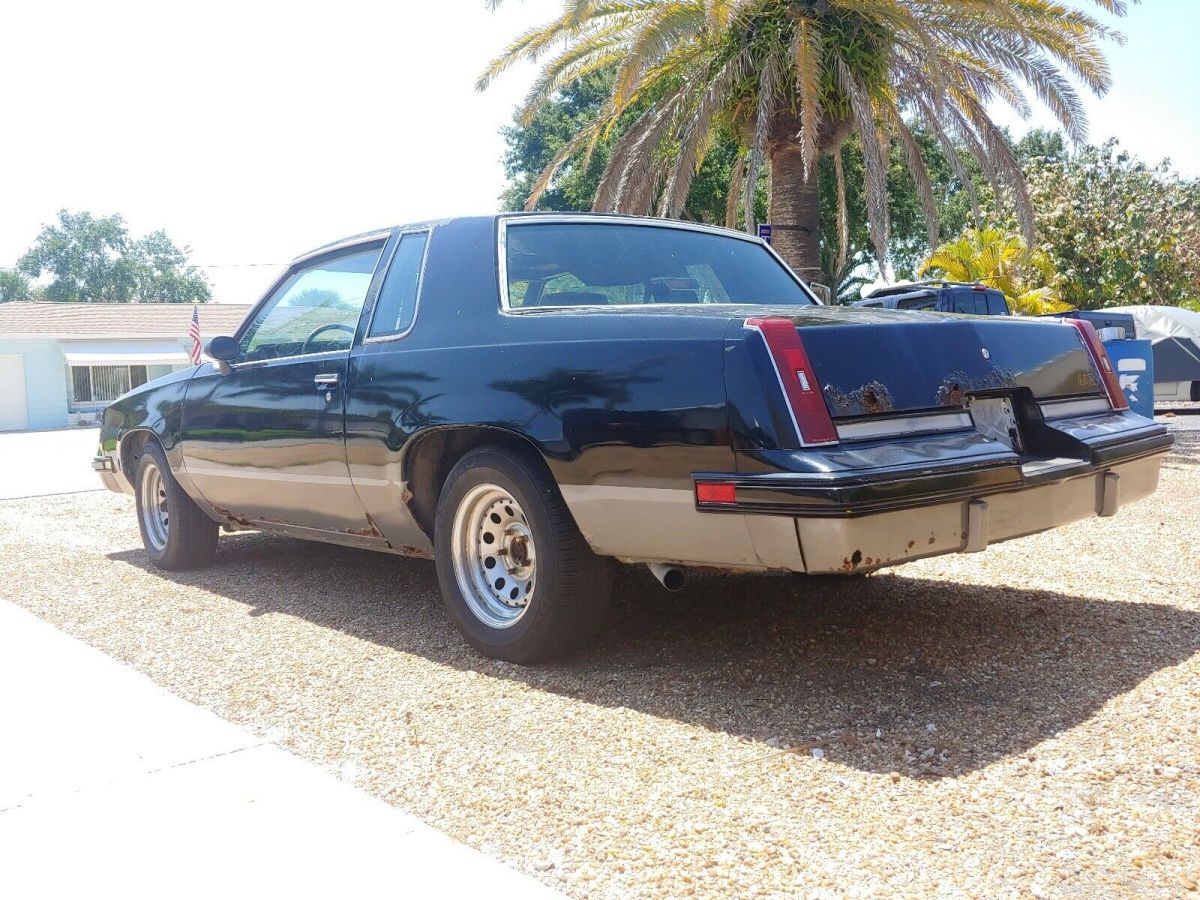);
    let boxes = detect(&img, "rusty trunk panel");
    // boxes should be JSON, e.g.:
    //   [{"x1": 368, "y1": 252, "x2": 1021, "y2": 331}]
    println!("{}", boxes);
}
[{"x1": 793, "y1": 314, "x2": 1103, "y2": 418}]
